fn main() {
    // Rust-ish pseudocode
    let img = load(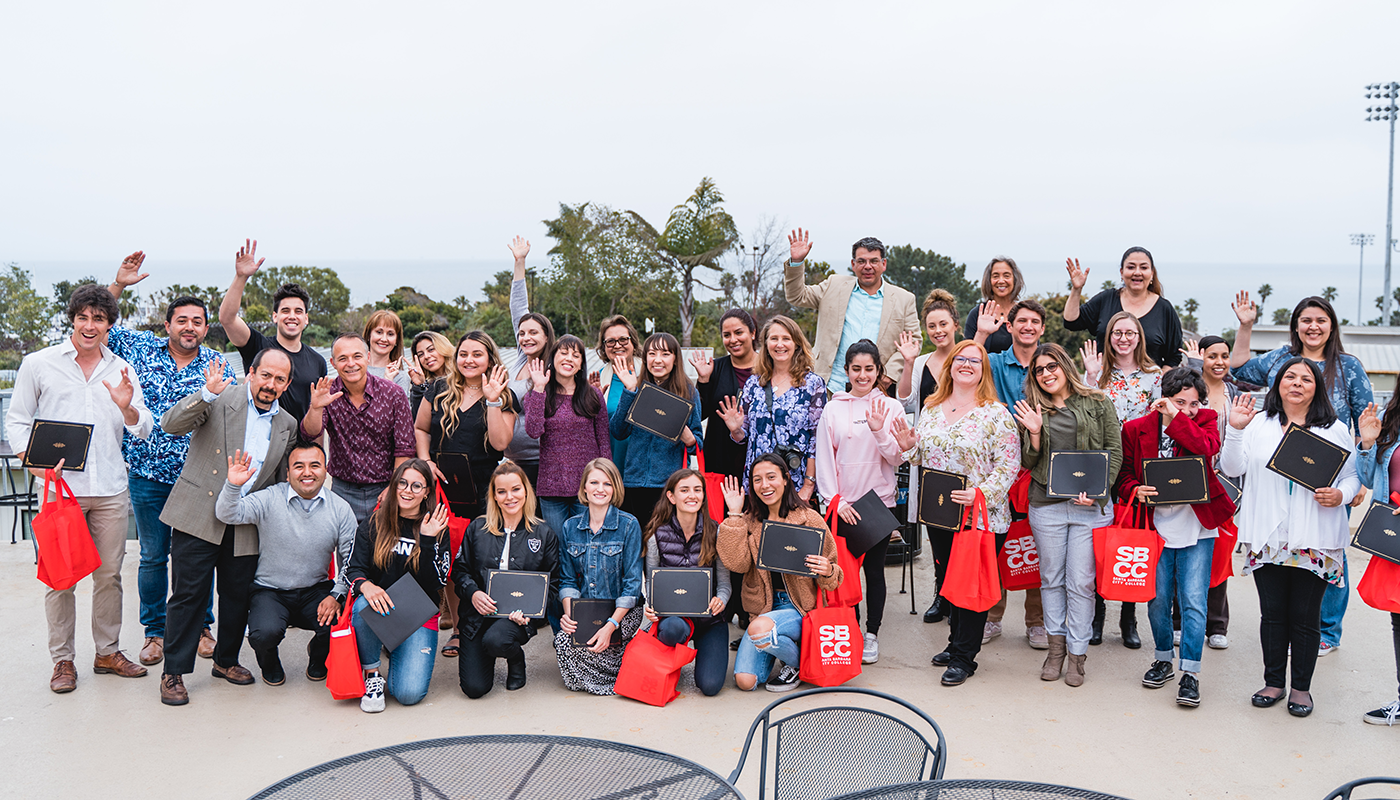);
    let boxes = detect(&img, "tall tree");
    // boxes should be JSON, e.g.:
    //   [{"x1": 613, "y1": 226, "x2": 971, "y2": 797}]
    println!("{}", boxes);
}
[
  {"x1": 241, "y1": 265, "x2": 351, "y2": 334},
  {"x1": 1257, "y1": 283, "x2": 1273, "y2": 319},
  {"x1": 0, "y1": 264, "x2": 52, "y2": 367},
  {"x1": 1176, "y1": 298, "x2": 1200, "y2": 335},
  {"x1": 884, "y1": 245, "x2": 981, "y2": 322},
  {"x1": 629, "y1": 178, "x2": 738, "y2": 346}
]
